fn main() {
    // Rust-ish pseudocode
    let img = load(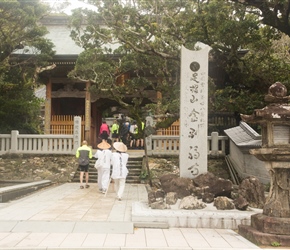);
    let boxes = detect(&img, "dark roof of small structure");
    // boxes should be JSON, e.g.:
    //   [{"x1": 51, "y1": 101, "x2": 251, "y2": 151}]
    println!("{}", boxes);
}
[{"x1": 224, "y1": 121, "x2": 261, "y2": 148}]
